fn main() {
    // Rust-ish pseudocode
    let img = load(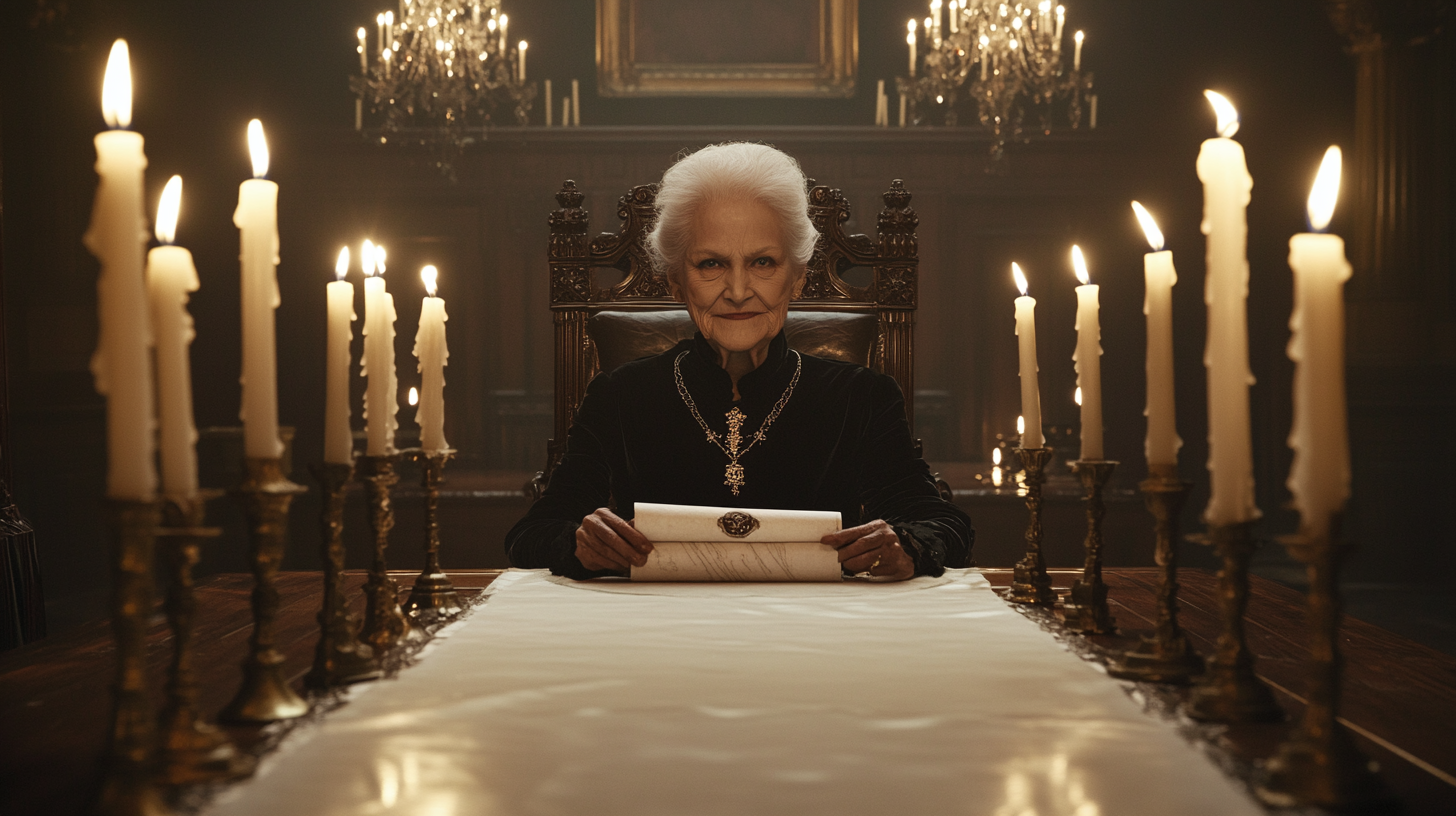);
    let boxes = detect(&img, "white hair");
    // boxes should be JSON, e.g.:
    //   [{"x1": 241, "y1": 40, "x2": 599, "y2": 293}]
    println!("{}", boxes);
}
[{"x1": 646, "y1": 142, "x2": 817, "y2": 282}]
